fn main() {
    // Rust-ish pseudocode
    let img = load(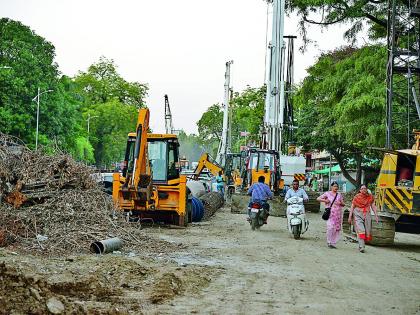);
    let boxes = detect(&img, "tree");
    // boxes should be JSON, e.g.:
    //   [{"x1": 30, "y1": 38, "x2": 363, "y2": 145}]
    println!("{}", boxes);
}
[
  {"x1": 197, "y1": 86, "x2": 266, "y2": 156},
  {"x1": 230, "y1": 86, "x2": 266, "y2": 151},
  {"x1": 294, "y1": 45, "x2": 390, "y2": 186},
  {"x1": 74, "y1": 57, "x2": 149, "y2": 166},
  {"x1": 287, "y1": 0, "x2": 396, "y2": 45},
  {"x1": 87, "y1": 100, "x2": 138, "y2": 168},
  {"x1": 0, "y1": 18, "x2": 80, "y2": 149},
  {"x1": 74, "y1": 57, "x2": 148, "y2": 109}
]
